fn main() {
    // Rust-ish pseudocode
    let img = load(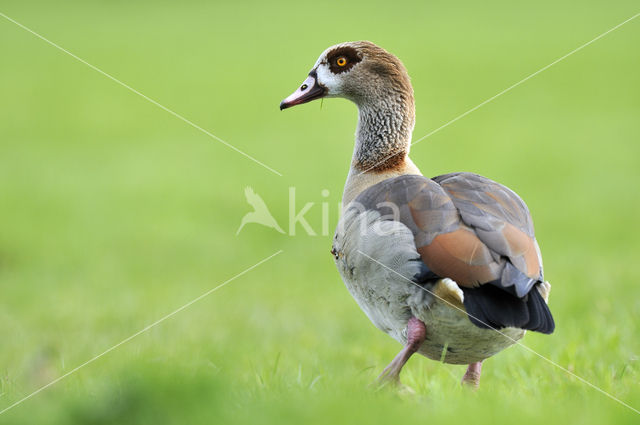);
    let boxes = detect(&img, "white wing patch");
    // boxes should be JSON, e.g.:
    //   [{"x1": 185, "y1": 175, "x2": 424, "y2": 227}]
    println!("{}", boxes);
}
[{"x1": 440, "y1": 278, "x2": 464, "y2": 303}]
